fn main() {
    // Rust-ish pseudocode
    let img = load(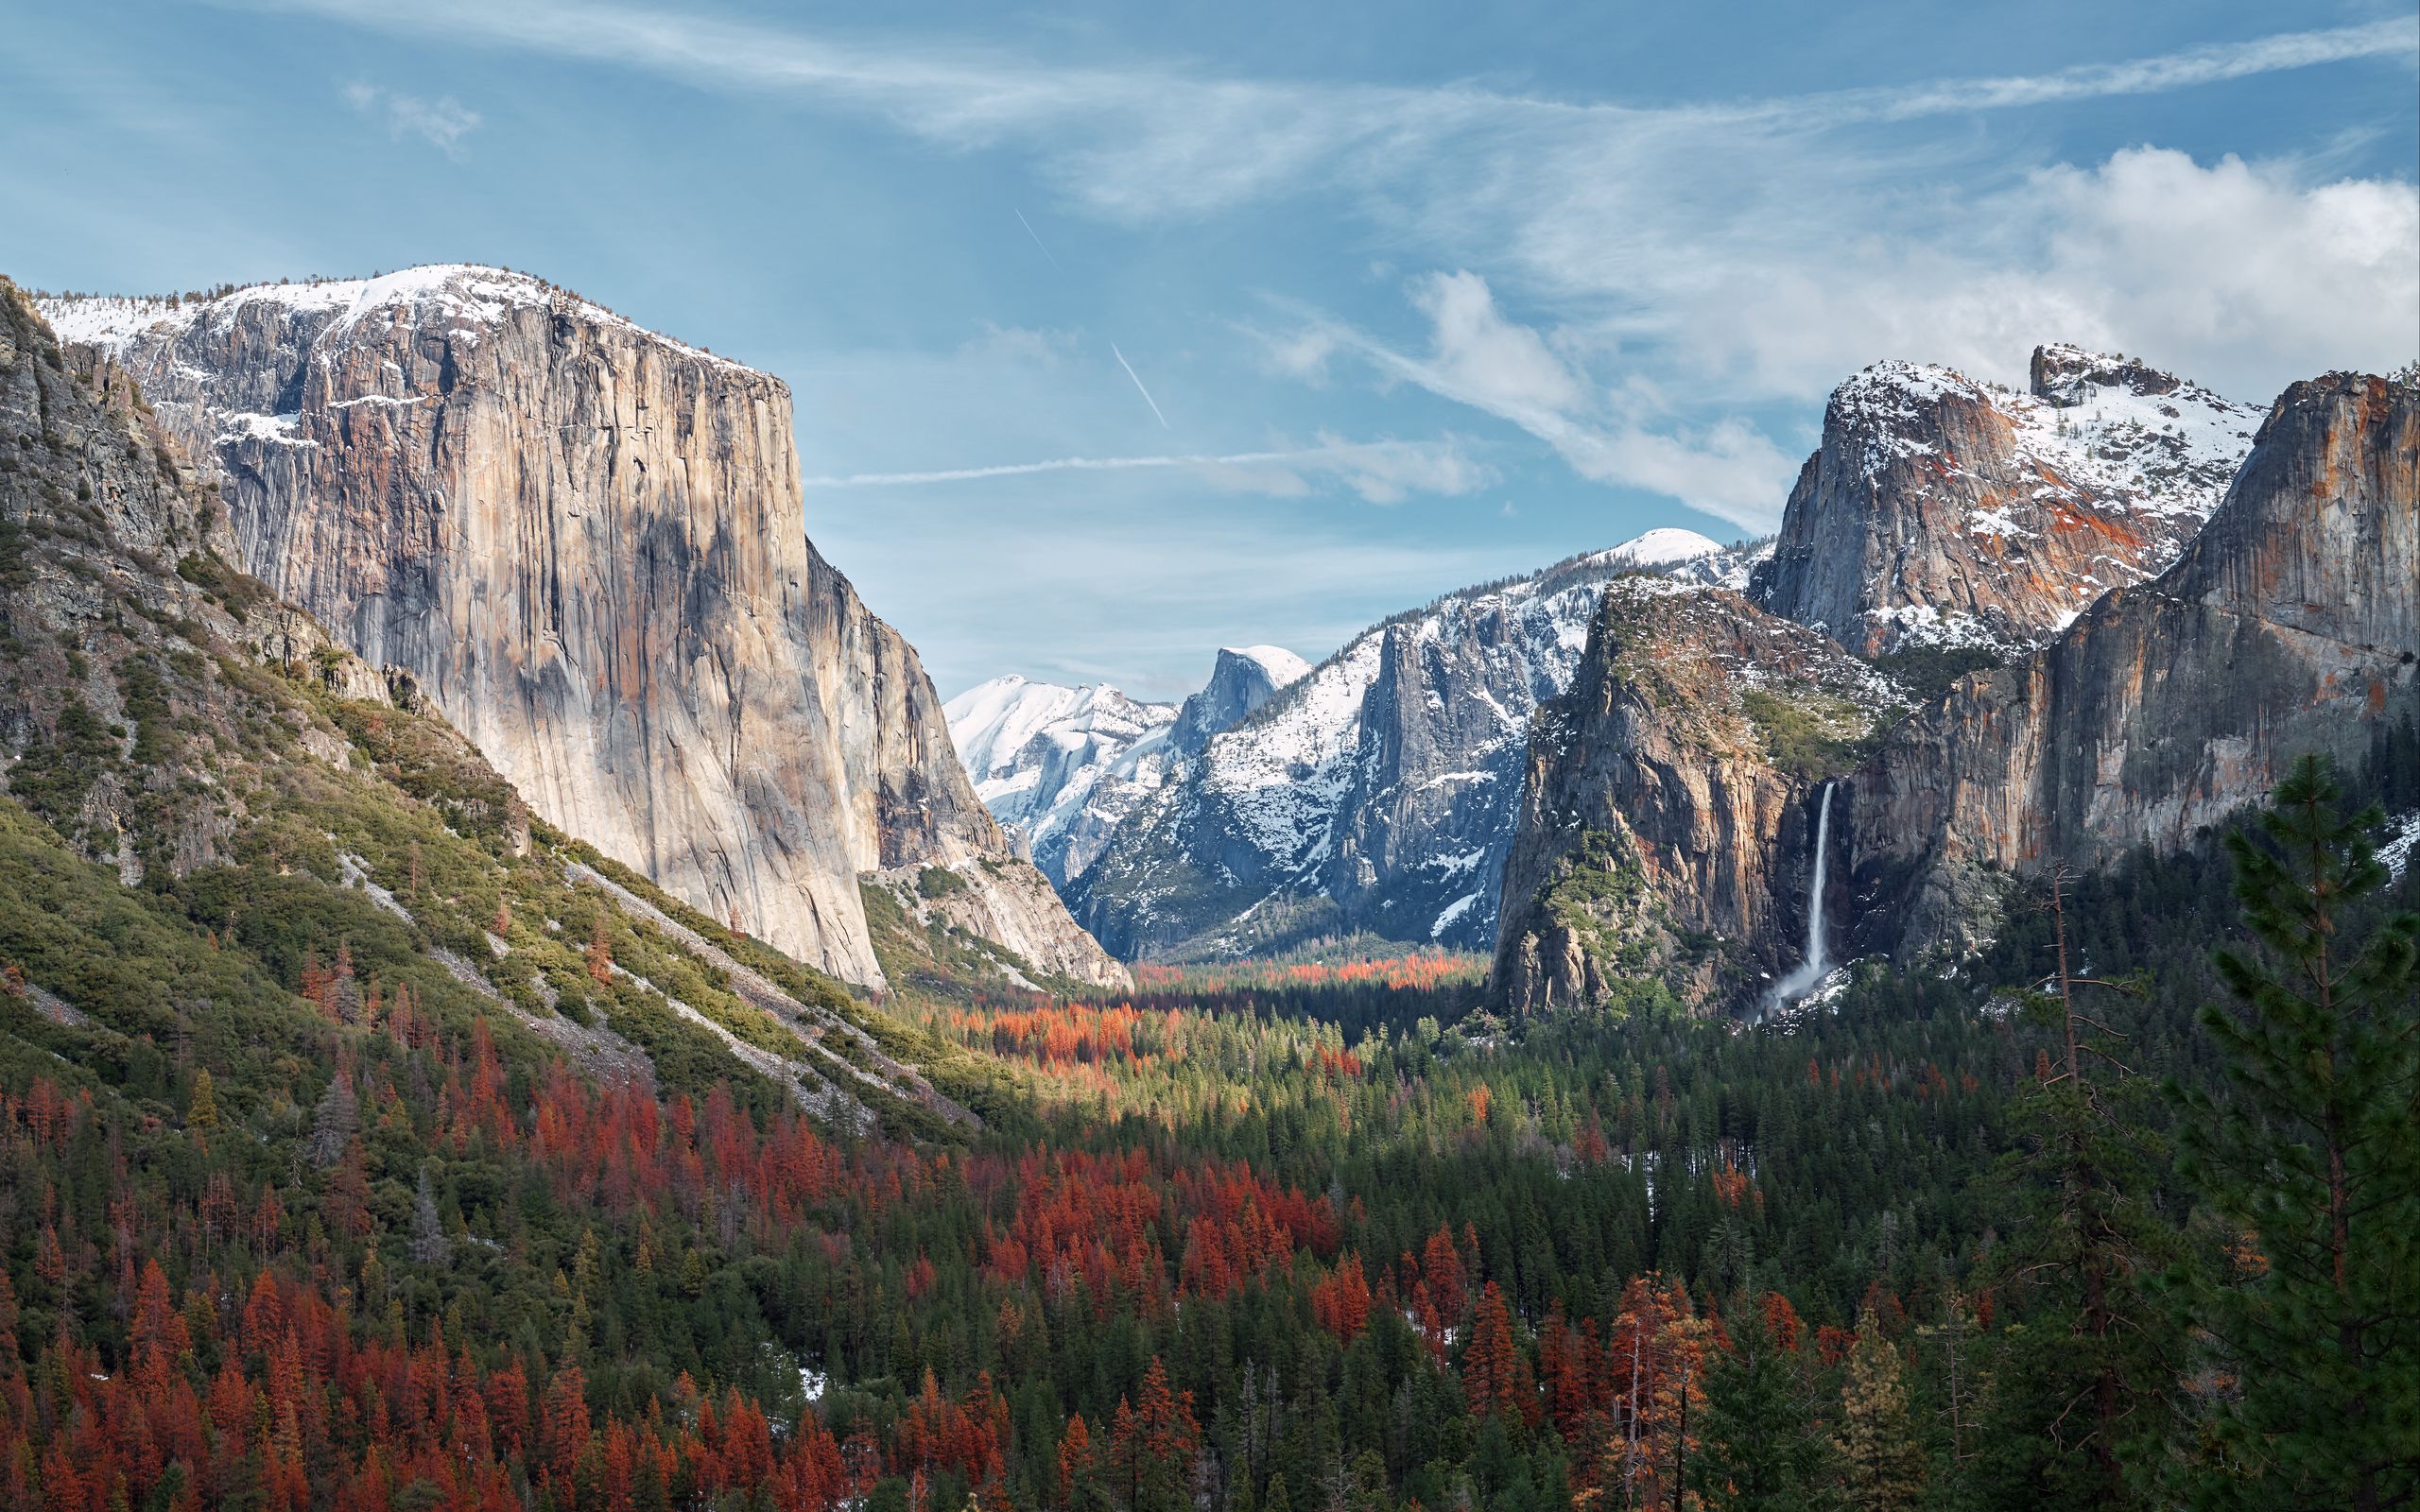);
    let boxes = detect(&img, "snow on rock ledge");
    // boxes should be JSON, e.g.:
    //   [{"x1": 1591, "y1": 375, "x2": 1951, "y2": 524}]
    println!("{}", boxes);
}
[{"x1": 1752, "y1": 344, "x2": 2261, "y2": 656}]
